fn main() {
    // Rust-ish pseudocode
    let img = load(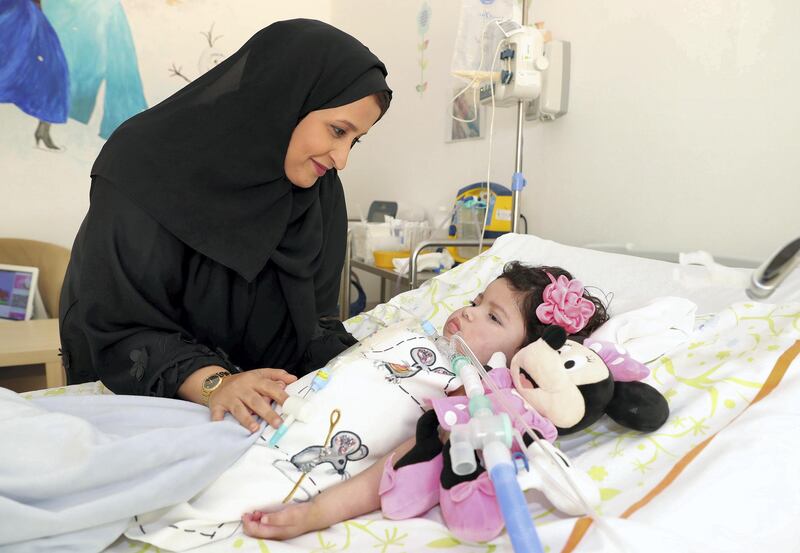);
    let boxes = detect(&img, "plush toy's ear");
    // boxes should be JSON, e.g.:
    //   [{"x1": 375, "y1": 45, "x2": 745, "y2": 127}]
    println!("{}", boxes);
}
[
  {"x1": 542, "y1": 325, "x2": 567, "y2": 350},
  {"x1": 605, "y1": 381, "x2": 669, "y2": 432}
]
